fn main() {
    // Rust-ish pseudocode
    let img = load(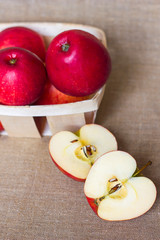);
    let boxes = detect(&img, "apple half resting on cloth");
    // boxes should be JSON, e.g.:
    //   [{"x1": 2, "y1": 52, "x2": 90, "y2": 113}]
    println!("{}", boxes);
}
[
  {"x1": 49, "y1": 124, "x2": 118, "y2": 181},
  {"x1": 84, "y1": 151, "x2": 157, "y2": 221}
]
